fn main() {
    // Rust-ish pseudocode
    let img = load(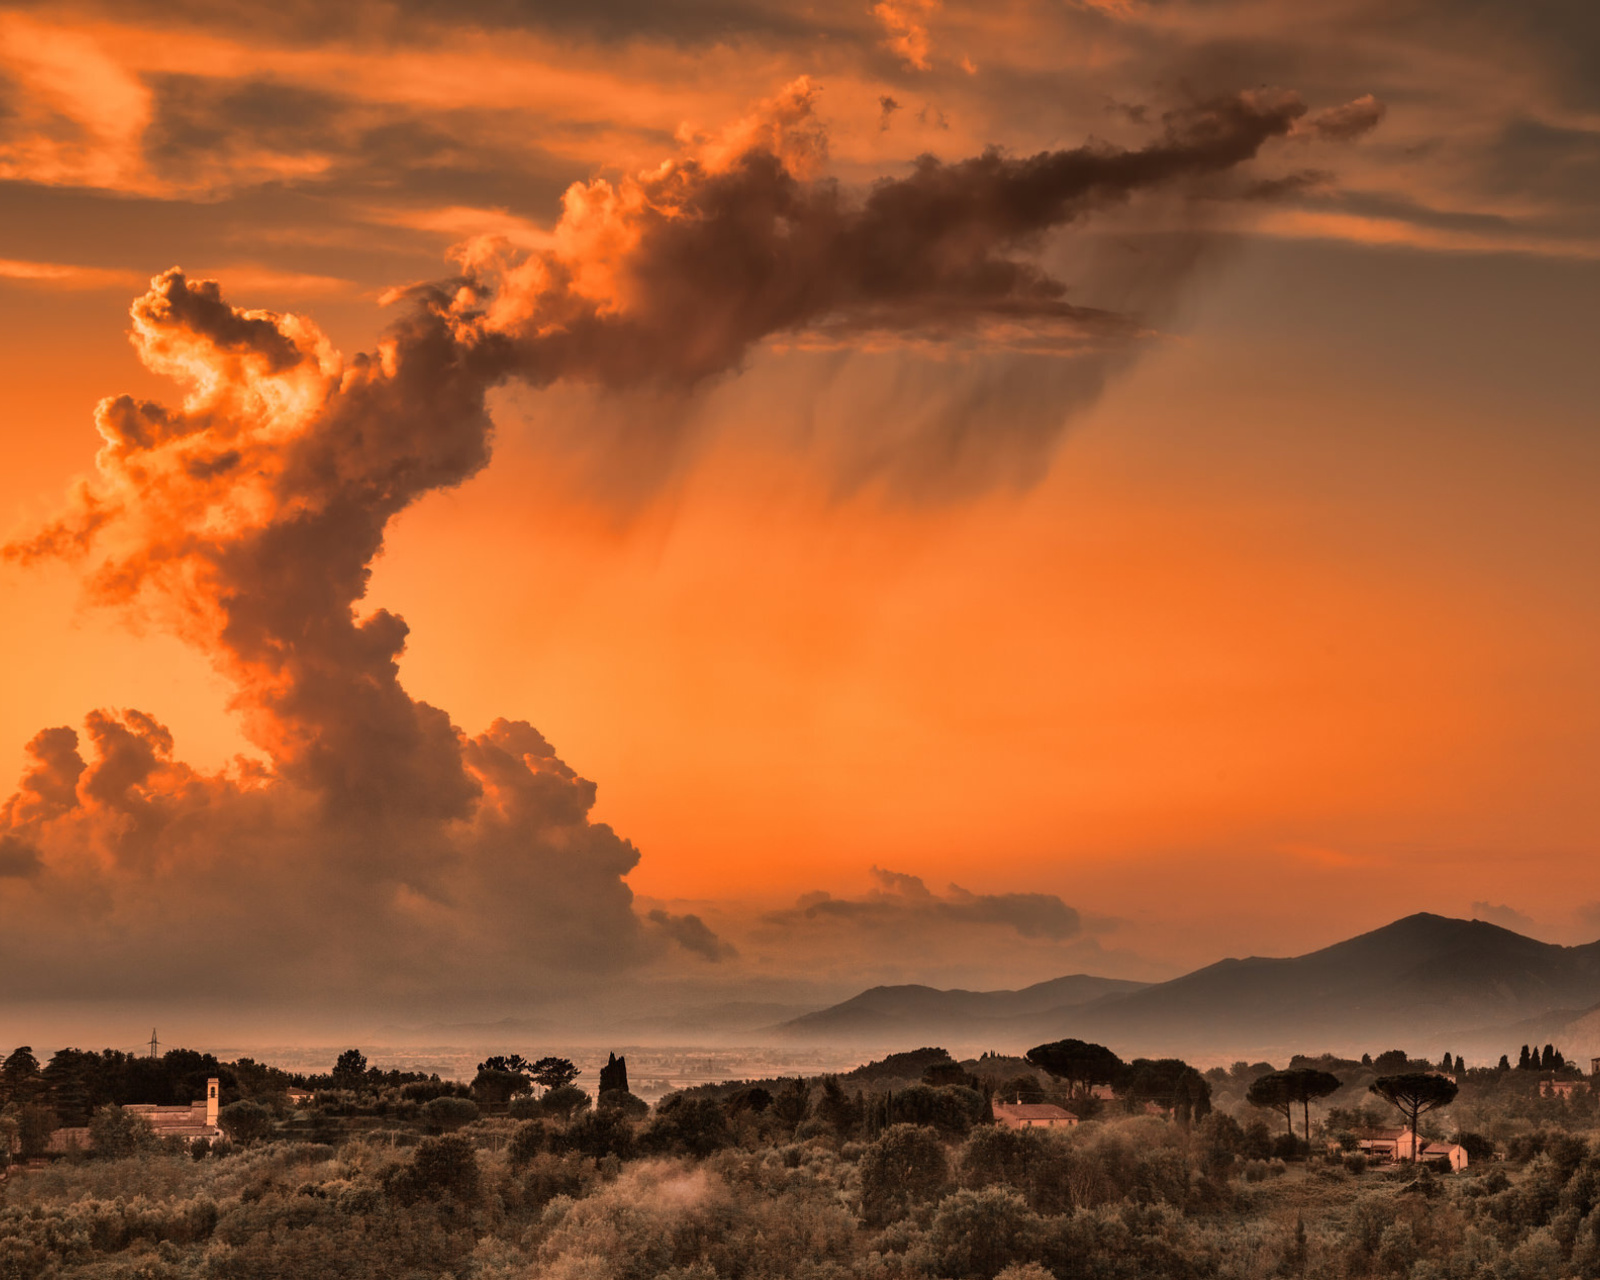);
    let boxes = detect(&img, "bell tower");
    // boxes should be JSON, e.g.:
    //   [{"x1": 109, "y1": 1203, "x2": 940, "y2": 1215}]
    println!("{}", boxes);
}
[{"x1": 206, "y1": 1077, "x2": 219, "y2": 1127}]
